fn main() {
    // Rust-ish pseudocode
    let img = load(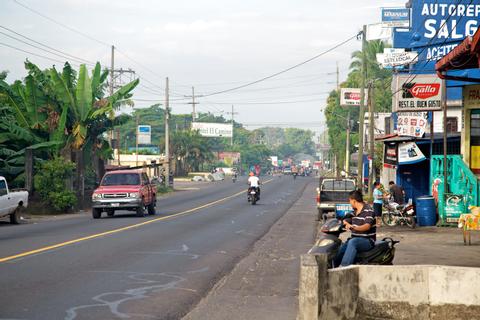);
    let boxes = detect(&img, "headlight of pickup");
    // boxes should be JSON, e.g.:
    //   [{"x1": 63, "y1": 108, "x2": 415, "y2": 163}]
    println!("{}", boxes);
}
[
  {"x1": 129, "y1": 192, "x2": 140, "y2": 199},
  {"x1": 92, "y1": 193, "x2": 103, "y2": 200}
]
